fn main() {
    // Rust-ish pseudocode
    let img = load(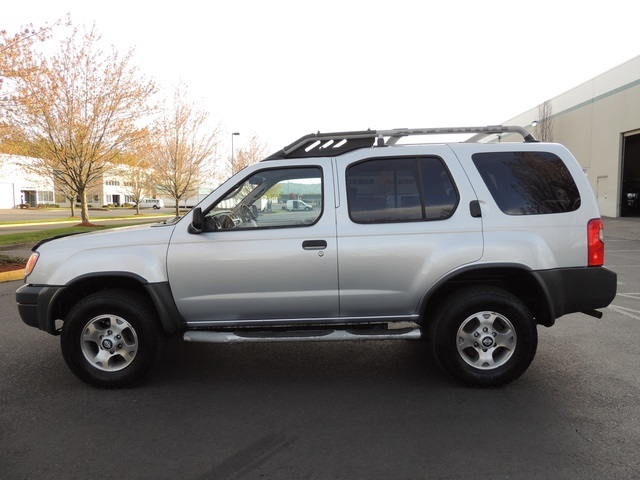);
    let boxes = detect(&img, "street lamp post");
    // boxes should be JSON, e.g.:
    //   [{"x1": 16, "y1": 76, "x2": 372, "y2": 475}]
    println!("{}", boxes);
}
[{"x1": 231, "y1": 132, "x2": 240, "y2": 174}]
